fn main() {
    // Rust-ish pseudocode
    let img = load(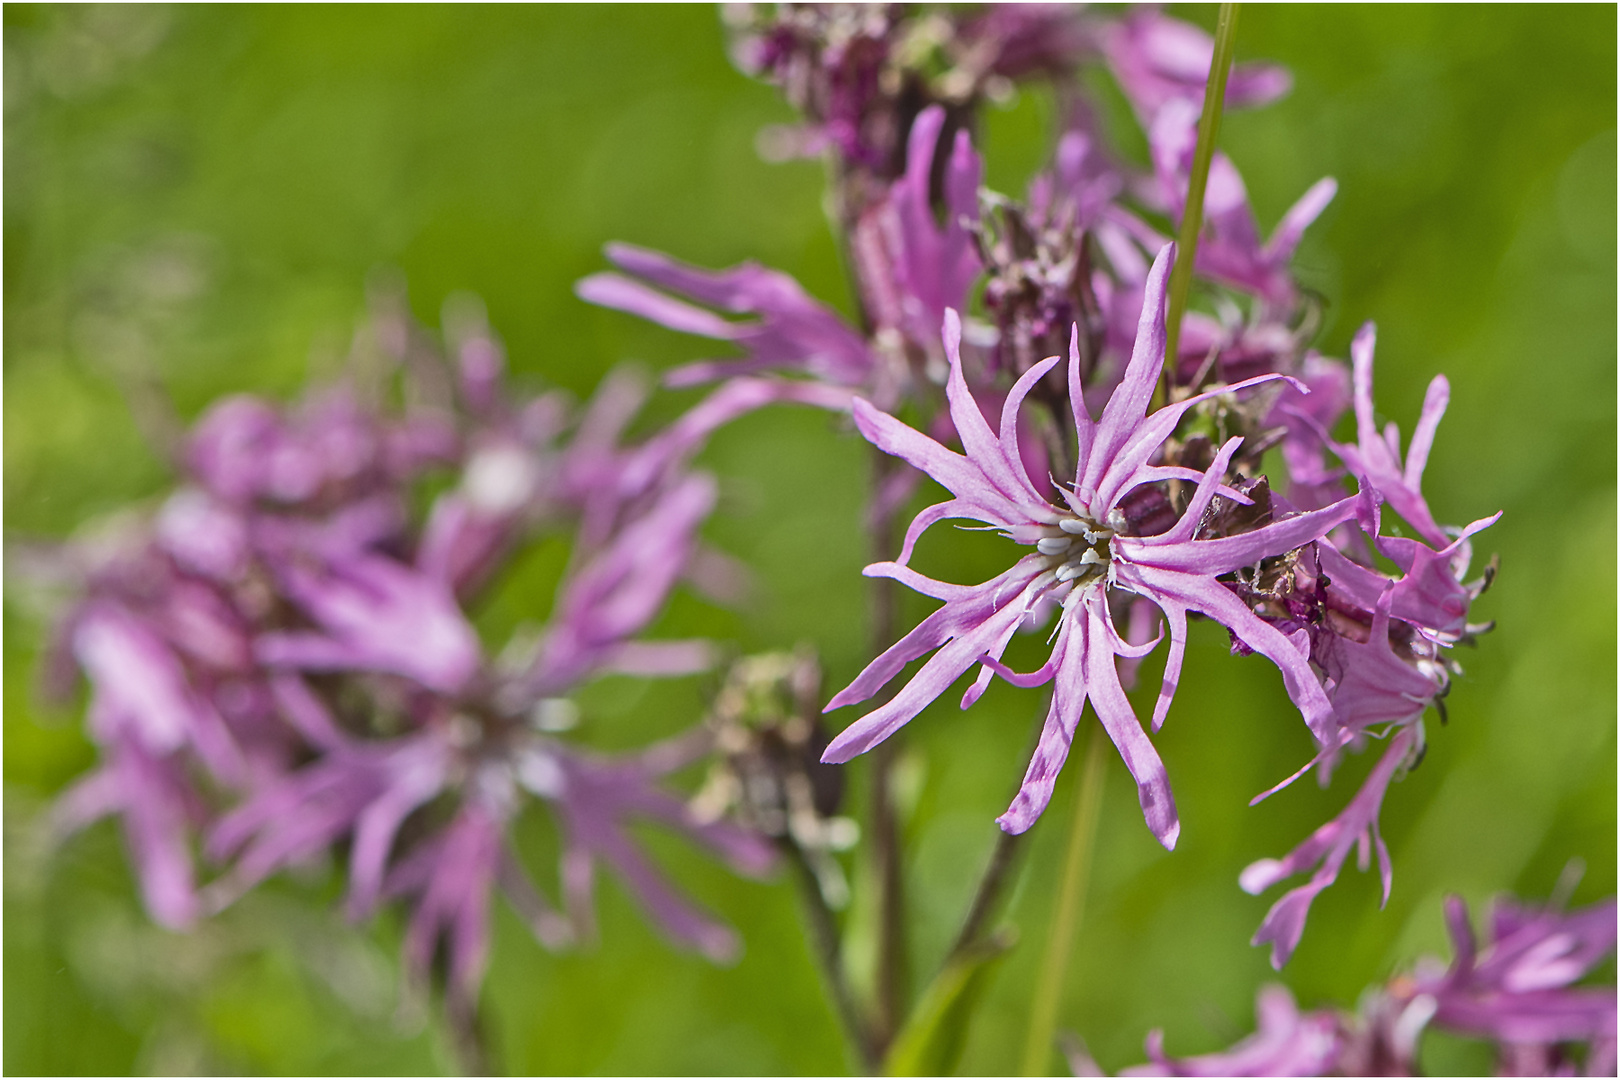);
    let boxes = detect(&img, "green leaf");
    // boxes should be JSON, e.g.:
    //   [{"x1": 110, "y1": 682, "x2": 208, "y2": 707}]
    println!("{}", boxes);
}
[{"x1": 882, "y1": 928, "x2": 1017, "y2": 1077}]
